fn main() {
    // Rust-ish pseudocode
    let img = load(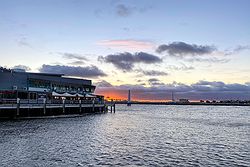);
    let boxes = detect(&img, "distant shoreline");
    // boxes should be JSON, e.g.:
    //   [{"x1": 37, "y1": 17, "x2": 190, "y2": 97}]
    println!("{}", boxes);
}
[{"x1": 114, "y1": 101, "x2": 250, "y2": 106}]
